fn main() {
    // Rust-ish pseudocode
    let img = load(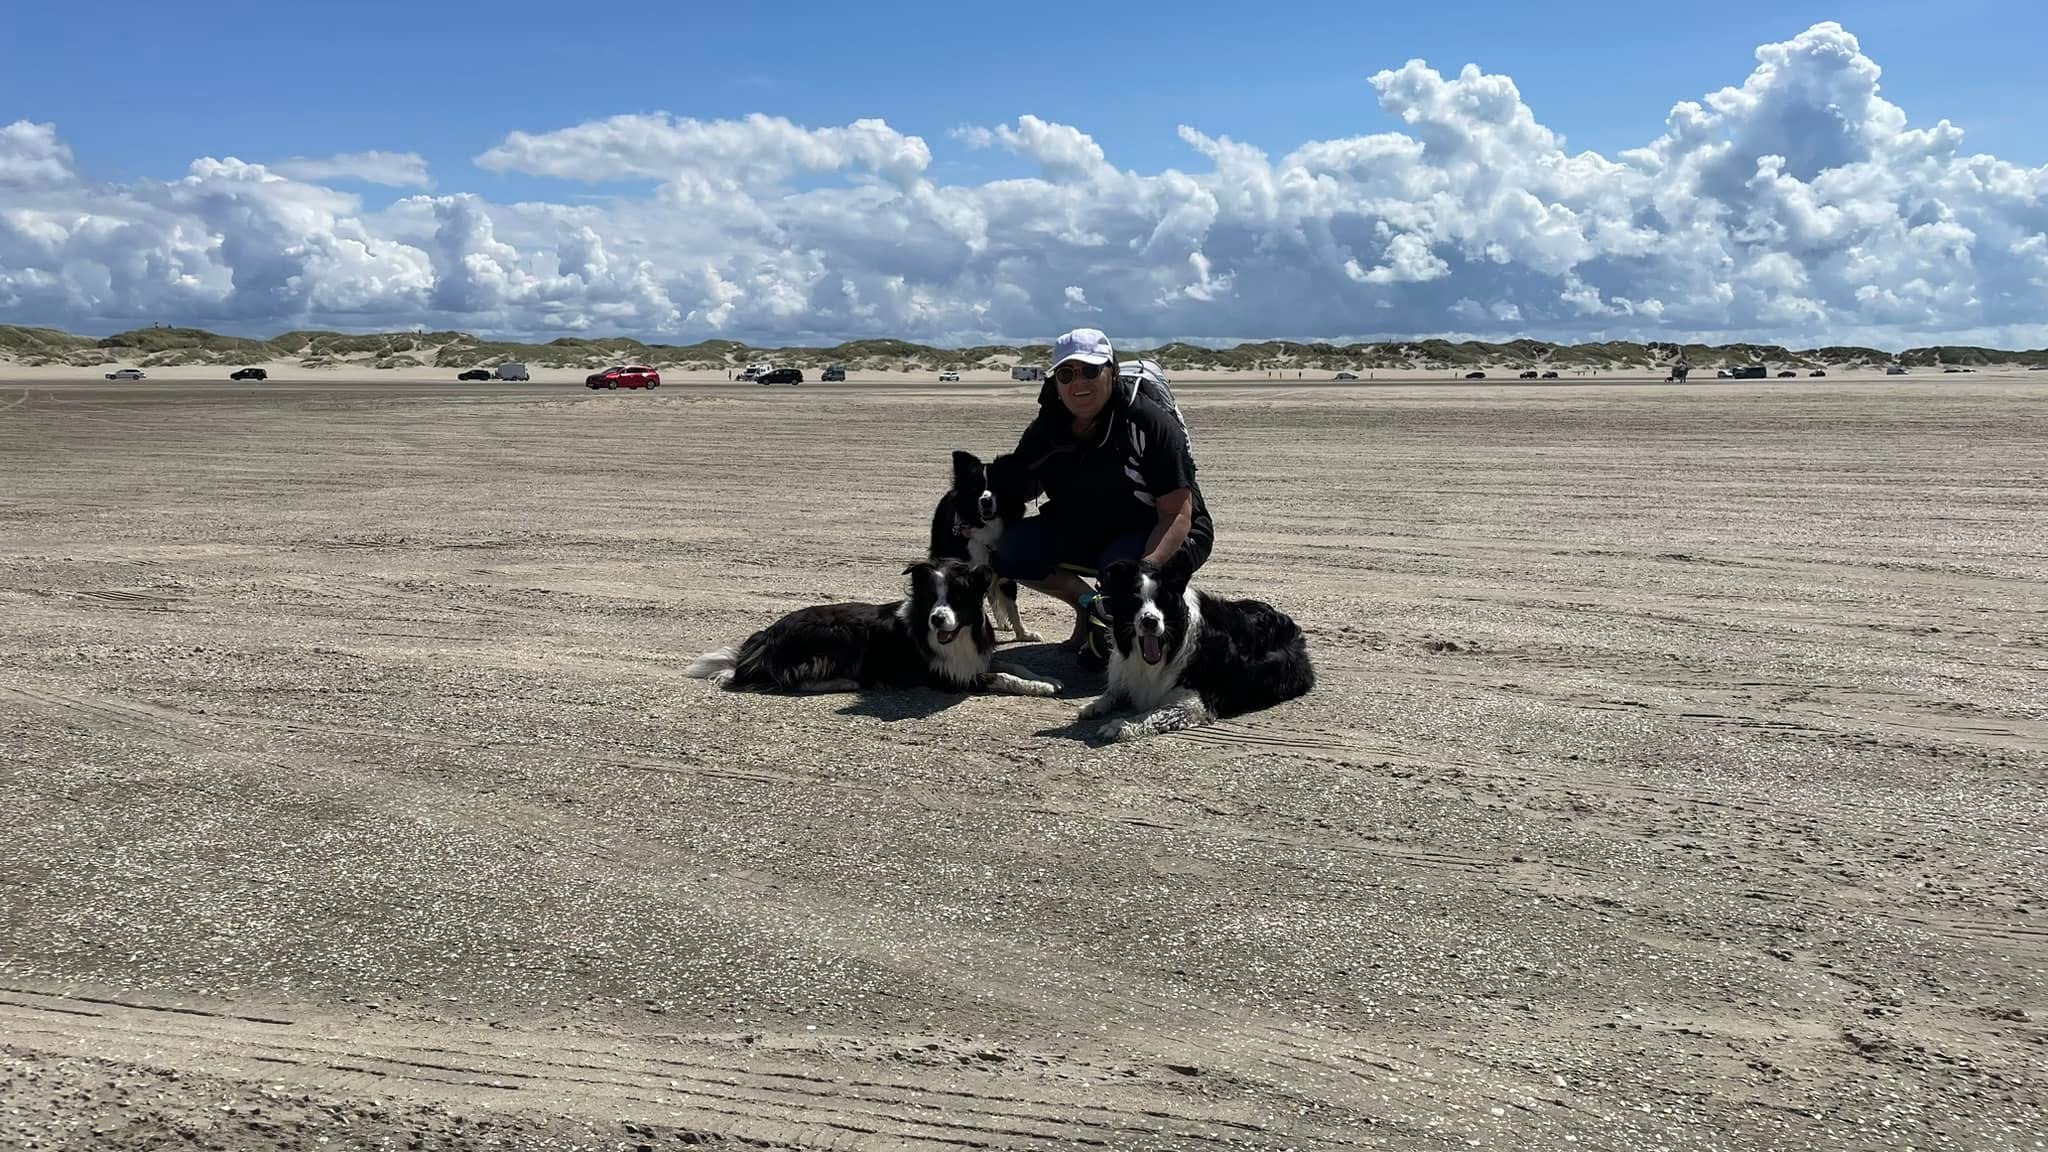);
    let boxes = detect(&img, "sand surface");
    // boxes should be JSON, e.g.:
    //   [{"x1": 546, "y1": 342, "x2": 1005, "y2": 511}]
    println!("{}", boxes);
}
[{"x1": 1, "y1": 375, "x2": 2043, "y2": 1150}]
